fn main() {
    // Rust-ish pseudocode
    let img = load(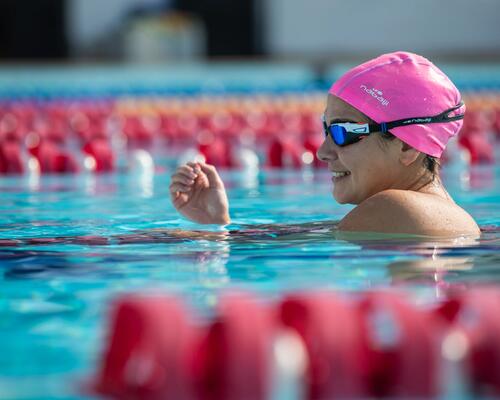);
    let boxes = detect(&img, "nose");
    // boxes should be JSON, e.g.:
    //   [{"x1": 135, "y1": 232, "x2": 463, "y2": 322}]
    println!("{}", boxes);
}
[{"x1": 316, "y1": 136, "x2": 338, "y2": 163}]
